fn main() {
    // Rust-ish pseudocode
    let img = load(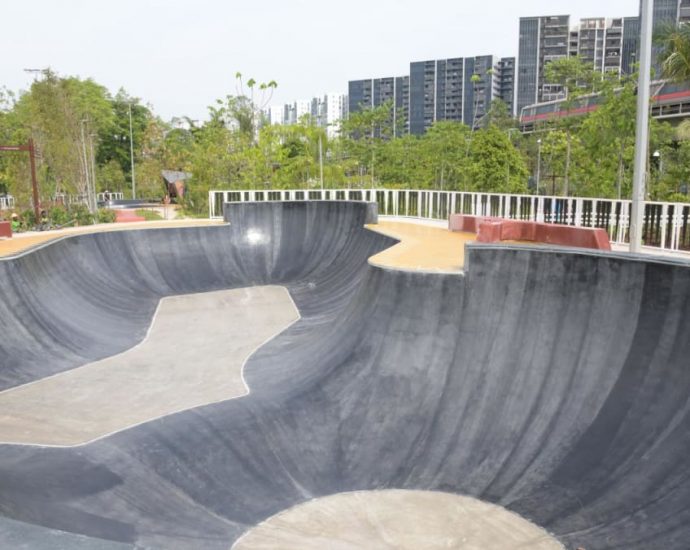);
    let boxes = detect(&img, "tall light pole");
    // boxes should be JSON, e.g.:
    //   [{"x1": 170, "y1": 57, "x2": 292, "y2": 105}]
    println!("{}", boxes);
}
[
  {"x1": 129, "y1": 102, "x2": 136, "y2": 199},
  {"x1": 653, "y1": 150, "x2": 663, "y2": 175},
  {"x1": 80, "y1": 119, "x2": 93, "y2": 211},
  {"x1": 318, "y1": 132, "x2": 324, "y2": 191},
  {"x1": 536, "y1": 139, "x2": 542, "y2": 194},
  {"x1": 630, "y1": 0, "x2": 653, "y2": 253},
  {"x1": 89, "y1": 133, "x2": 98, "y2": 212},
  {"x1": 317, "y1": 114, "x2": 324, "y2": 191}
]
